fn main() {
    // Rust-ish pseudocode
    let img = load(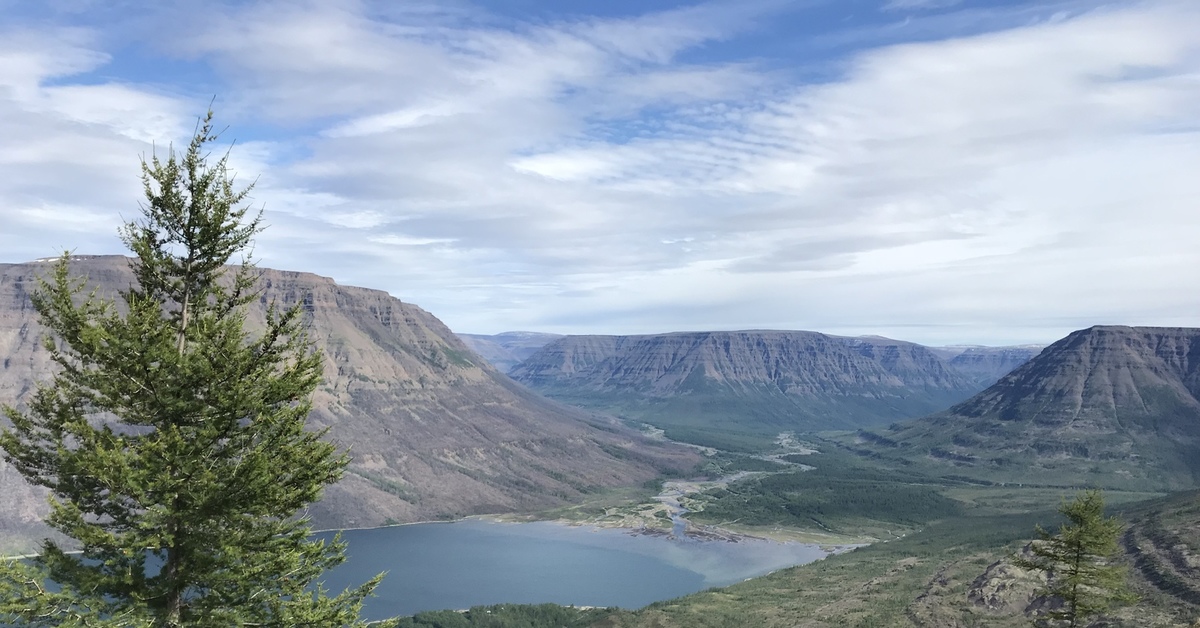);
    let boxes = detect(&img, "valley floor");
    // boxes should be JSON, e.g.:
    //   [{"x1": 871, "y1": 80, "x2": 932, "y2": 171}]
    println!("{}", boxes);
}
[{"x1": 472, "y1": 433, "x2": 1200, "y2": 628}]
